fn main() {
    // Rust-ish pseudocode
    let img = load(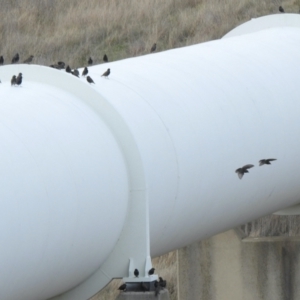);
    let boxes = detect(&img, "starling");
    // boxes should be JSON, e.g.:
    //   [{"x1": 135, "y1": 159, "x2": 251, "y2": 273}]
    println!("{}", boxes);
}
[
  {"x1": 12, "y1": 53, "x2": 19, "y2": 64},
  {"x1": 86, "y1": 76, "x2": 95, "y2": 84},
  {"x1": 141, "y1": 282, "x2": 149, "y2": 292},
  {"x1": 23, "y1": 55, "x2": 34, "y2": 63},
  {"x1": 16, "y1": 73, "x2": 22, "y2": 86},
  {"x1": 72, "y1": 69, "x2": 79, "y2": 77},
  {"x1": 88, "y1": 57, "x2": 93, "y2": 65},
  {"x1": 118, "y1": 283, "x2": 126, "y2": 291},
  {"x1": 101, "y1": 68, "x2": 110, "y2": 78},
  {"x1": 11, "y1": 75, "x2": 17, "y2": 86},
  {"x1": 103, "y1": 54, "x2": 108, "y2": 62},
  {"x1": 82, "y1": 67, "x2": 88, "y2": 76},
  {"x1": 148, "y1": 268, "x2": 155, "y2": 275},
  {"x1": 57, "y1": 61, "x2": 65, "y2": 68},
  {"x1": 0, "y1": 56, "x2": 3, "y2": 65},
  {"x1": 159, "y1": 277, "x2": 167, "y2": 288},
  {"x1": 150, "y1": 43, "x2": 156, "y2": 53},
  {"x1": 50, "y1": 64, "x2": 61, "y2": 69},
  {"x1": 259, "y1": 158, "x2": 277, "y2": 166},
  {"x1": 65, "y1": 65, "x2": 71, "y2": 73},
  {"x1": 154, "y1": 280, "x2": 160, "y2": 297},
  {"x1": 279, "y1": 6, "x2": 285, "y2": 13},
  {"x1": 134, "y1": 268, "x2": 139, "y2": 277},
  {"x1": 235, "y1": 164, "x2": 254, "y2": 179}
]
